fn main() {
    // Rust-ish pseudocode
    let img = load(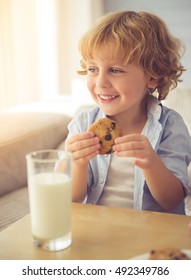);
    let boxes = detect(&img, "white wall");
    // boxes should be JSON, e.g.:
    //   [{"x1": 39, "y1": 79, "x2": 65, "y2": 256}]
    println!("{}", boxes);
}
[
  {"x1": 104, "y1": 0, "x2": 191, "y2": 88},
  {"x1": 57, "y1": 0, "x2": 104, "y2": 96},
  {"x1": 0, "y1": 0, "x2": 104, "y2": 109},
  {"x1": 0, "y1": 0, "x2": 57, "y2": 108}
]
